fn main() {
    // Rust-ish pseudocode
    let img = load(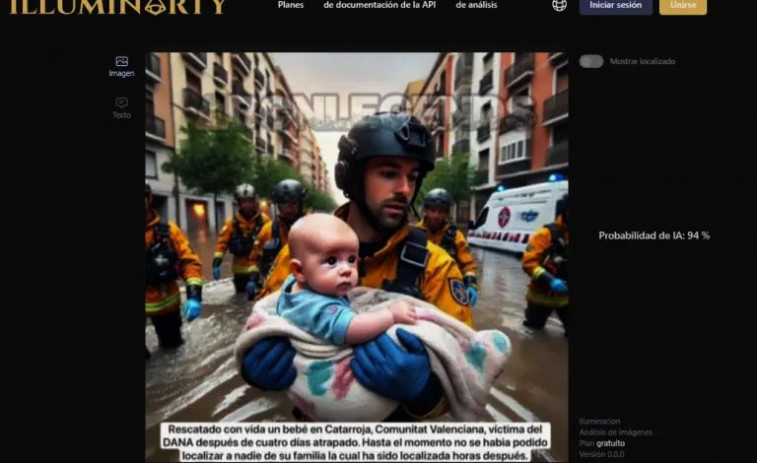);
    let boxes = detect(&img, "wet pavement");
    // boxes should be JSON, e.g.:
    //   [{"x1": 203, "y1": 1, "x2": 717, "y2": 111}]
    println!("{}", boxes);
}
[{"x1": 146, "y1": 236, "x2": 568, "y2": 462}]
